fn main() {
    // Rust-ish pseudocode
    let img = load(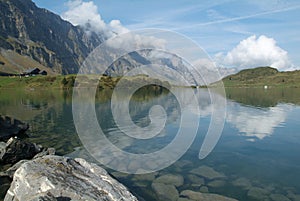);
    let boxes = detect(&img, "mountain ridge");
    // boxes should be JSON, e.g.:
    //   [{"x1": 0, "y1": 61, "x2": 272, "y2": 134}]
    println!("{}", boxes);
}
[
  {"x1": 0, "y1": 0, "x2": 242, "y2": 84},
  {"x1": 0, "y1": 0, "x2": 105, "y2": 74}
]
